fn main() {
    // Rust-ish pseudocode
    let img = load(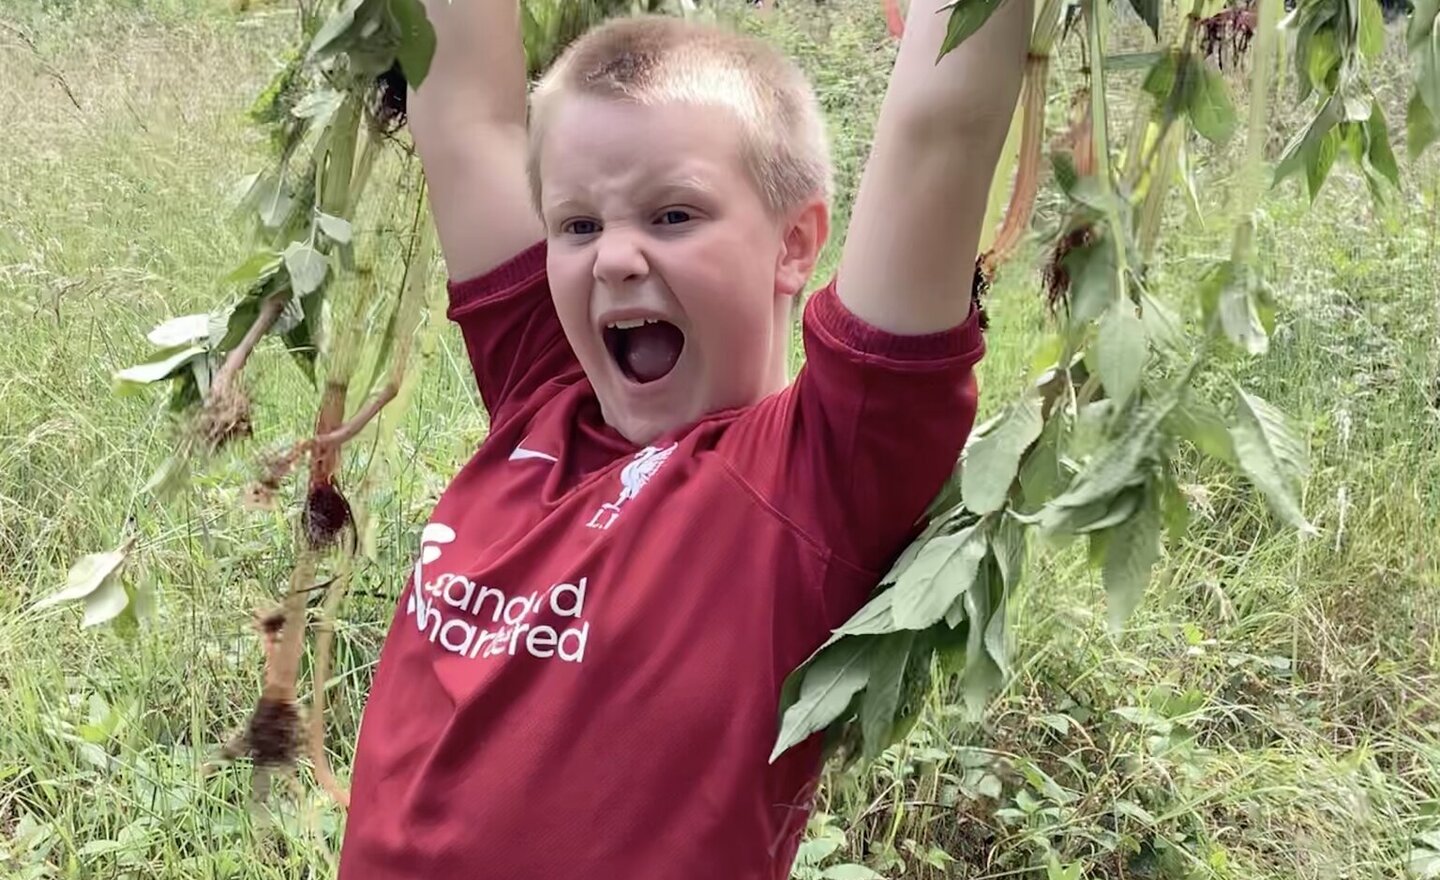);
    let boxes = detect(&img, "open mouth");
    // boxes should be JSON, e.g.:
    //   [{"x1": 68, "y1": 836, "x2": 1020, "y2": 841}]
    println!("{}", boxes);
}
[{"x1": 603, "y1": 318, "x2": 686, "y2": 384}]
